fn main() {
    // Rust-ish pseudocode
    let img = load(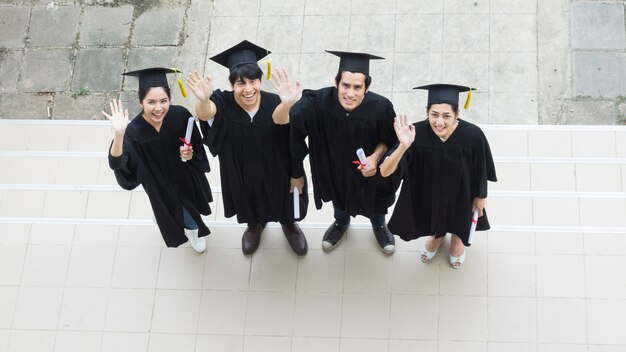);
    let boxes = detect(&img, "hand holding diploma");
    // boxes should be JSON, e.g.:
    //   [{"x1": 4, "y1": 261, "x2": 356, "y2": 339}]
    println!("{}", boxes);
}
[
  {"x1": 180, "y1": 145, "x2": 193, "y2": 161},
  {"x1": 468, "y1": 197, "x2": 486, "y2": 244},
  {"x1": 179, "y1": 117, "x2": 195, "y2": 162},
  {"x1": 352, "y1": 148, "x2": 377, "y2": 177},
  {"x1": 356, "y1": 148, "x2": 368, "y2": 168},
  {"x1": 472, "y1": 197, "x2": 485, "y2": 217}
]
